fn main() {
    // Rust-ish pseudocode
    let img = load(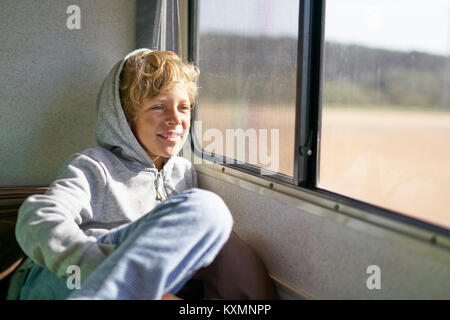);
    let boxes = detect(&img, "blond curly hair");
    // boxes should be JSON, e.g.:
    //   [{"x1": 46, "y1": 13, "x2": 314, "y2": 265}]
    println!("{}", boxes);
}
[{"x1": 119, "y1": 50, "x2": 200, "y2": 123}]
